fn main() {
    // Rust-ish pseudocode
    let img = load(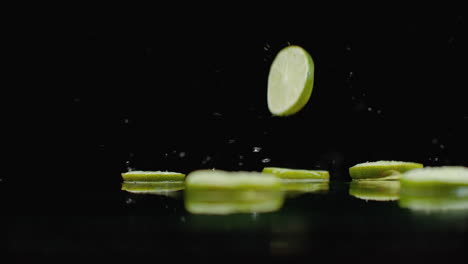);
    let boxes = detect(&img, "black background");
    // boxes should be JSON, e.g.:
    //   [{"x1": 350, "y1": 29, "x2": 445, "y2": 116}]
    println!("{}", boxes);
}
[{"x1": 4, "y1": 11, "x2": 468, "y2": 262}]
